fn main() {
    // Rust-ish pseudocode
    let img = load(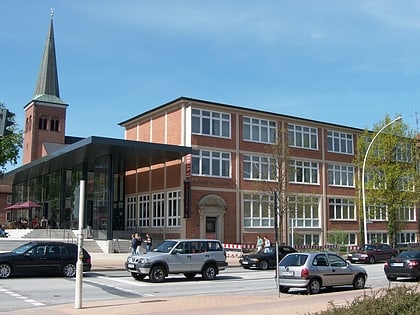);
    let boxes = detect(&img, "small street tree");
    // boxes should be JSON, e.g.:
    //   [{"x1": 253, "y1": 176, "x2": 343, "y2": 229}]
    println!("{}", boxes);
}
[
  {"x1": 354, "y1": 115, "x2": 419, "y2": 247},
  {"x1": 0, "y1": 102, "x2": 23, "y2": 175}
]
